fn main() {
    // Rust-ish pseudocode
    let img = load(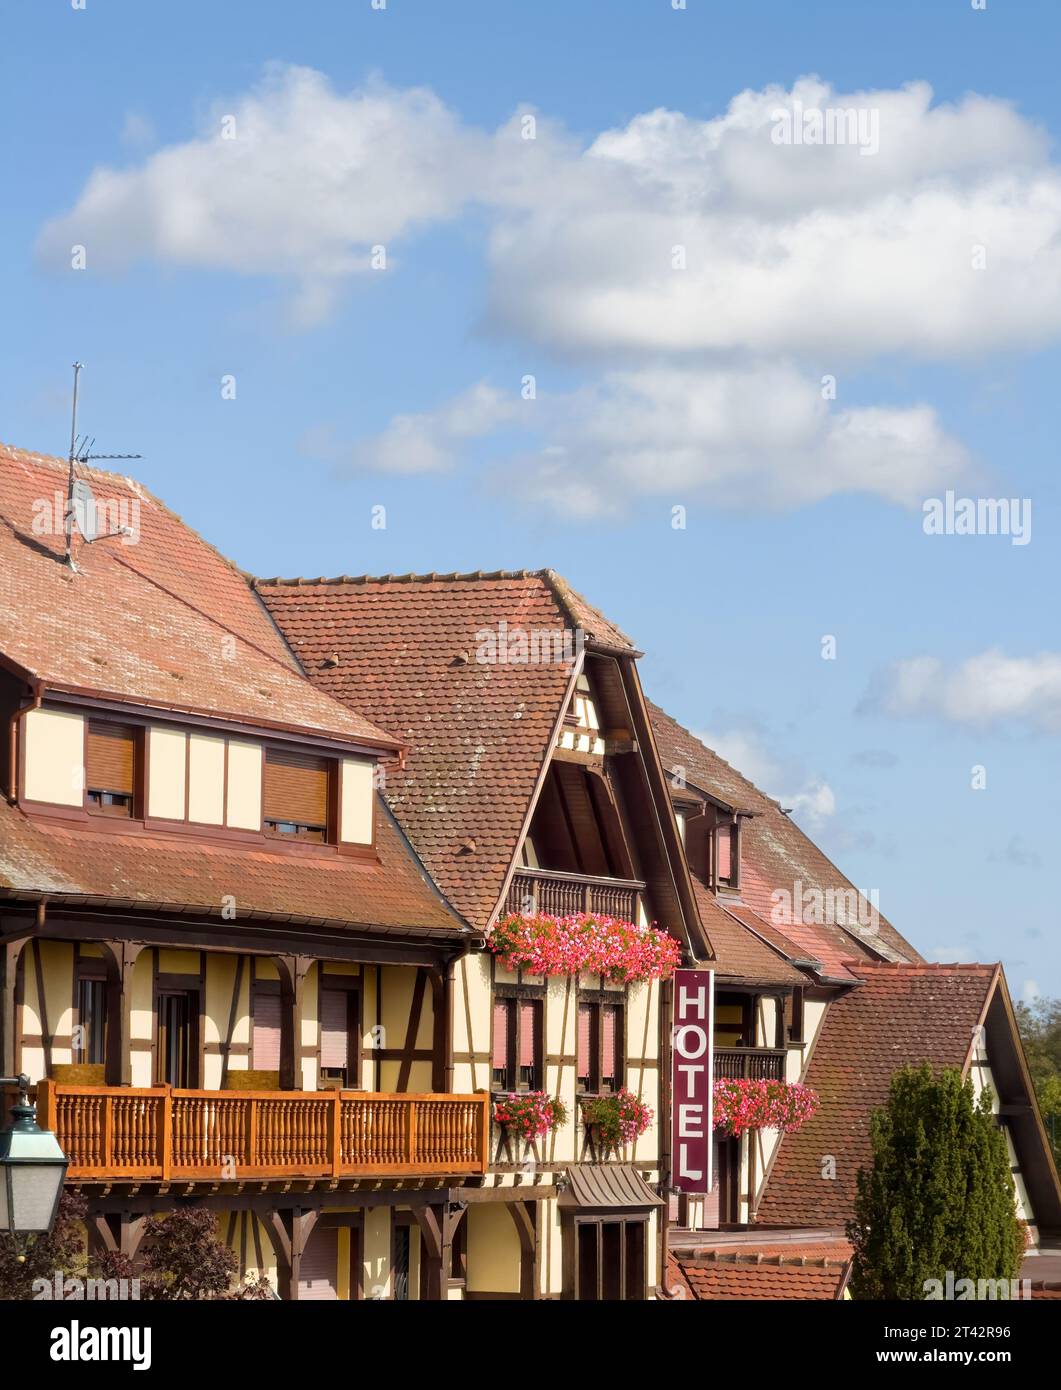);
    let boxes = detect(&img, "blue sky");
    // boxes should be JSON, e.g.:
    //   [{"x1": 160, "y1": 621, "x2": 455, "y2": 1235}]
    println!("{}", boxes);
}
[{"x1": 3, "y1": 1, "x2": 1060, "y2": 994}]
